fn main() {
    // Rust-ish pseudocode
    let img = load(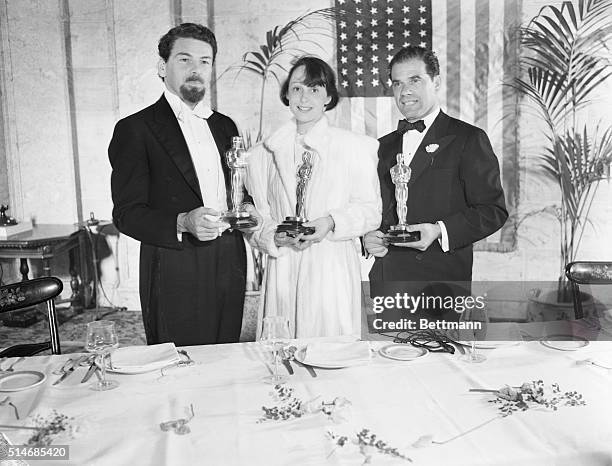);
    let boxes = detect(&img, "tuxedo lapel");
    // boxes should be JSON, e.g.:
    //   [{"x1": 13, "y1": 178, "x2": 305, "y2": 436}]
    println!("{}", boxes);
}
[{"x1": 147, "y1": 96, "x2": 203, "y2": 203}]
